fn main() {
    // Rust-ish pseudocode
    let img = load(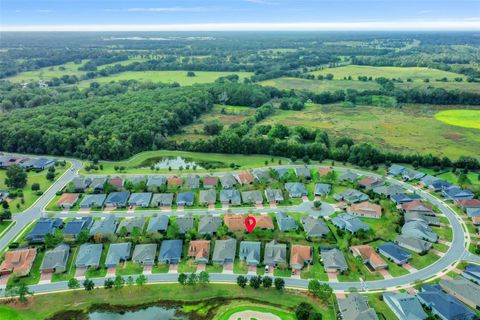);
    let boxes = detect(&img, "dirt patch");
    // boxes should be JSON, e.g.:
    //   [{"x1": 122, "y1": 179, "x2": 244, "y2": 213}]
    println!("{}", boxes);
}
[{"x1": 443, "y1": 131, "x2": 464, "y2": 141}]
